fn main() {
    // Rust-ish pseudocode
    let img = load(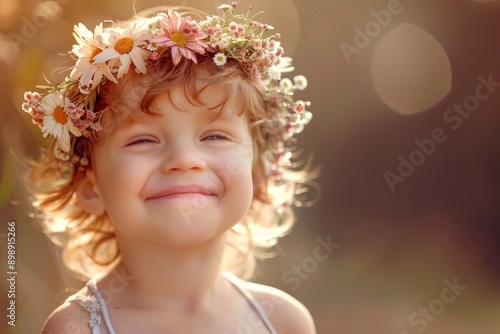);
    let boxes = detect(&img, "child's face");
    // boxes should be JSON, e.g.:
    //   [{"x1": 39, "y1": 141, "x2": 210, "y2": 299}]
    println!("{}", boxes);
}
[{"x1": 84, "y1": 82, "x2": 254, "y2": 247}]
